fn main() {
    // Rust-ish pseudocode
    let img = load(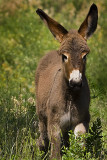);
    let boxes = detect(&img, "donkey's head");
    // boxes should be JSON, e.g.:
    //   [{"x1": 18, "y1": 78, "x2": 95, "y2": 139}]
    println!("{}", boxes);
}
[{"x1": 36, "y1": 4, "x2": 98, "y2": 90}]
